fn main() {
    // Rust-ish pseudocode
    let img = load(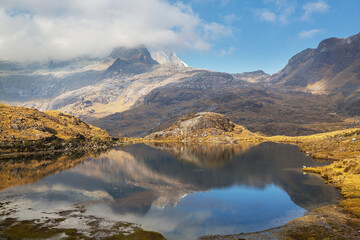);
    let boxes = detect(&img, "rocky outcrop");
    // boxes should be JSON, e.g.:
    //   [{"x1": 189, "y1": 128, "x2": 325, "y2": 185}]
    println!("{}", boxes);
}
[
  {"x1": 105, "y1": 47, "x2": 158, "y2": 75},
  {"x1": 145, "y1": 112, "x2": 258, "y2": 143}
]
